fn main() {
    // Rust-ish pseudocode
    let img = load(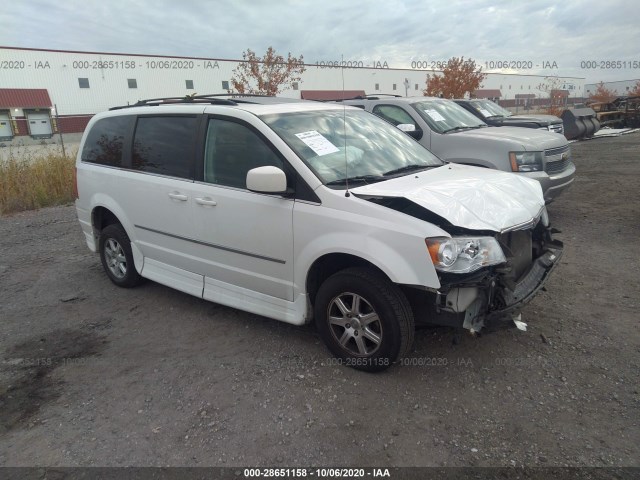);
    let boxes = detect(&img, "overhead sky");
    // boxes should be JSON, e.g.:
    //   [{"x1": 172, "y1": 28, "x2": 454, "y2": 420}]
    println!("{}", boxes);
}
[{"x1": 1, "y1": 0, "x2": 638, "y2": 85}]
